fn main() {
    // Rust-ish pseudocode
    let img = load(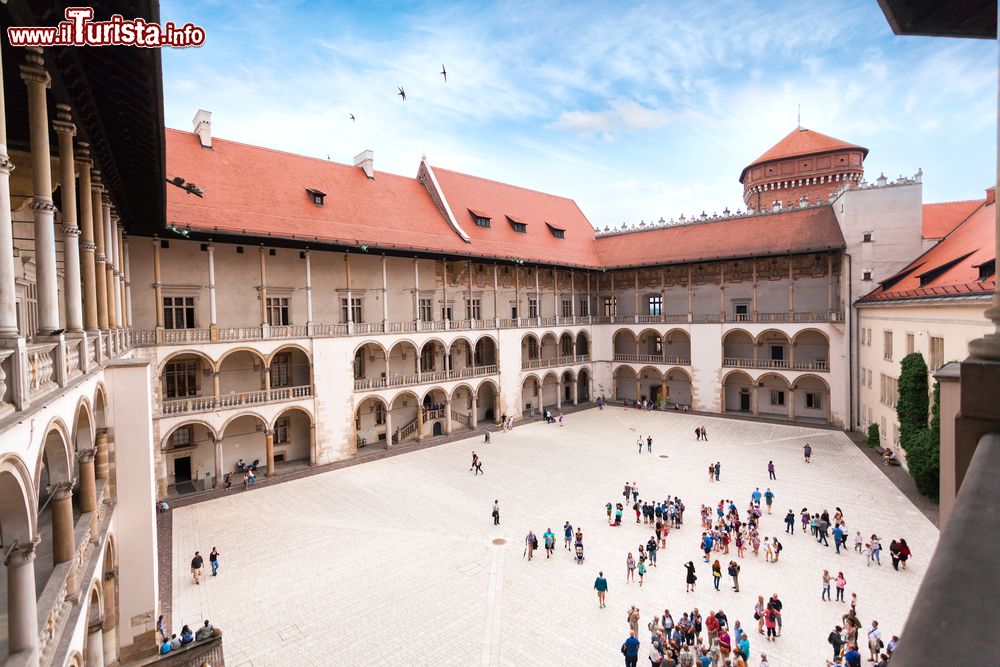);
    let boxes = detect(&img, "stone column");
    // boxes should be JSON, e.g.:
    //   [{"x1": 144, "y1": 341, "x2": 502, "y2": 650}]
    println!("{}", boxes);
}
[
  {"x1": 258, "y1": 246, "x2": 268, "y2": 326},
  {"x1": 442, "y1": 258, "x2": 449, "y2": 327},
  {"x1": 493, "y1": 263, "x2": 499, "y2": 326},
  {"x1": 827, "y1": 254, "x2": 834, "y2": 314},
  {"x1": 212, "y1": 371, "x2": 220, "y2": 405},
  {"x1": 553, "y1": 268, "x2": 558, "y2": 325},
  {"x1": 752, "y1": 386, "x2": 760, "y2": 416},
  {"x1": 719, "y1": 263, "x2": 726, "y2": 321},
  {"x1": 787, "y1": 258, "x2": 794, "y2": 318},
  {"x1": 151, "y1": 238, "x2": 162, "y2": 330},
  {"x1": 572, "y1": 376, "x2": 579, "y2": 405},
  {"x1": 102, "y1": 568, "x2": 119, "y2": 665},
  {"x1": 416, "y1": 404, "x2": 424, "y2": 441},
  {"x1": 556, "y1": 381, "x2": 562, "y2": 410},
  {"x1": 635, "y1": 378, "x2": 641, "y2": 403},
  {"x1": 0, "y1": 49, "x2": 18, "y2": 339},
  {"x1": 534, "y1": 268, "x2": 540, "y2": 320},
  {"x1": 53, "y1": 105, "x2": 84, "y2": 333},
  {"x1": 752, "y1": 262, "x2": 758, "y2": 323},
  {"x1": 586, "y1": 272, "x2": 591, "y2": 322},
  {"x1": 382, "y1": 255, "x2": 389, "y2": 326},
  {"x1": 384, "y1": 408, "x2": 393, "y2": 448},
  {"x1": 87, "y1": 622, "x2": 106, "y2": 667},
  {"x1": 213, "y1": 438, "x2": 223, "y2": 487},
  {"x1": 123, "y1": 235, "x2": 132, "y2": 326},
  {"x1": 207, "y1": 242, "x2": 217, "y2": 338},
  {"x1": 471, "y1": 398, "x2": 478, "y2": 429},
  {"x1": 309, "y1": 423, "x2": 317, "y2": 465},
  {"x1": 117, "y1": 221, "x2": 127, "y2": 326},
  {"x1": 265, "y1": 429, "x2": 275, "y2": 476},
  {"x1": 445, "y1": 398, "x2": 453, "y2": 435},
  {"x1": 687, "y1": 266, "x2": 694, "y2": 323},
  {"x1": 78, "y1": 449, "x2": 97, "y2": 513},
  {"x1": 514, "y1": 267, "x2": 520, "y2": 324},
  {"x1": 5, "y1": 538, "x2": 40, "y2": 661},
  {"x1": 95, "y1": 429, "x2": 109, "y2": 480},
  {"x1": 51, "y1": 482, "x2": 75, "y2": 565},
  {"x1": 103, "y1": 198, "x2": 117, "y2": 328},
  {"x1": 413, "y1": 258, "x2": 420, "y2": 327},
  {"x1": 634, "y1": 271, "x2": 639, "y2": 323},
  {"x1": 468, "y1": 259, "x2": 474, "y2": 323},
  {"x1": 788, "y1": 387, "x2": 796, "y2": 421},
  {"x1": 570, "y1": 271, "x2": 576, "y2": 319},
  {"x1": 304, "y1": 250, "x2": 313, "y2": 328},
  {"x1": 344, "y1": 253, "x2": 353, "y2": 331},
  {"x1": 21, "y1": 48, "x2": 60, "y2": 334},
  {"x1": 92, "y1": 173, "x2": 109, "y2": 330}
]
